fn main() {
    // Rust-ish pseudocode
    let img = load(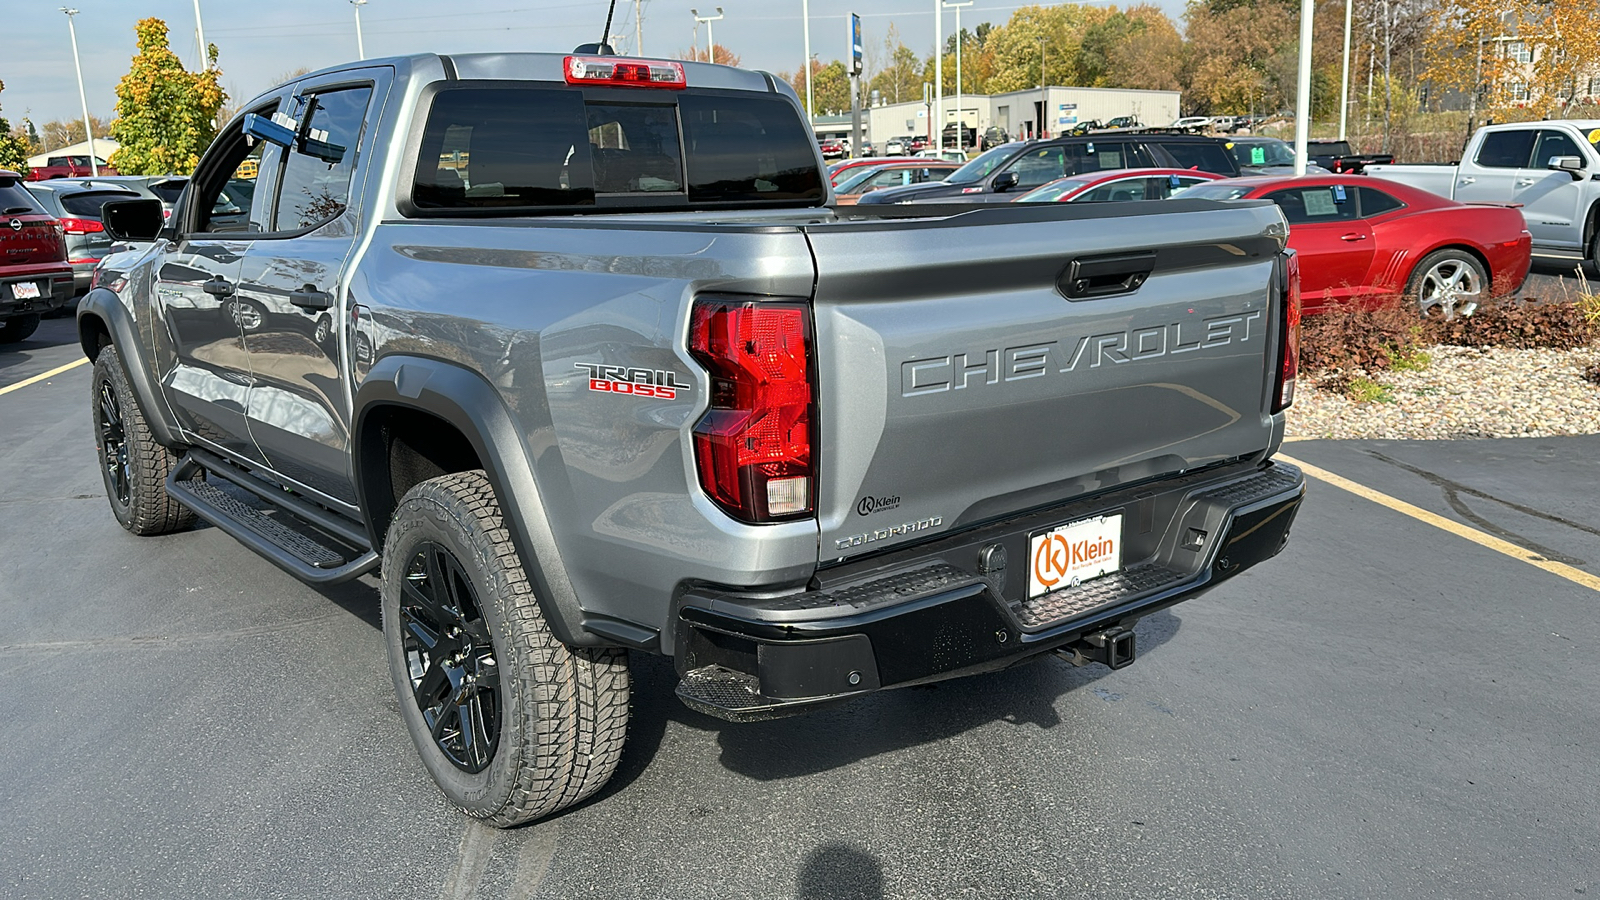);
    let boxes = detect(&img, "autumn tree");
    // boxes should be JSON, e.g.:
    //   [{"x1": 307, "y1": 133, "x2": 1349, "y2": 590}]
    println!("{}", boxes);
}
[
  {"x1": 0, "y1": 81, "x2": 30, "y2": 174},
  {"x1": 869, "y1": 26, "x2": 930, "y2": 105},
  {"x1": 1181, "y1": 0, "x2": 1301, "y2": 115},
  {"x1": 676, "y1": 46, "x2": 743, "y2": 67},
  {"x1": 1079, "y1": 5, "x2": 1183, "y2": 91},
  {"x1": 109, "y1": 18, "x2": 226, "y2": 176},
  {"x1": 41, "y1": 115, "x2": 112, "y2": 151},
  {"x1": 979, "y1": 4, "x2": 1112, "y2": 94},
  {"x1": 1425, "y1": 0, "x2": 1600, "y2": 119}
]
